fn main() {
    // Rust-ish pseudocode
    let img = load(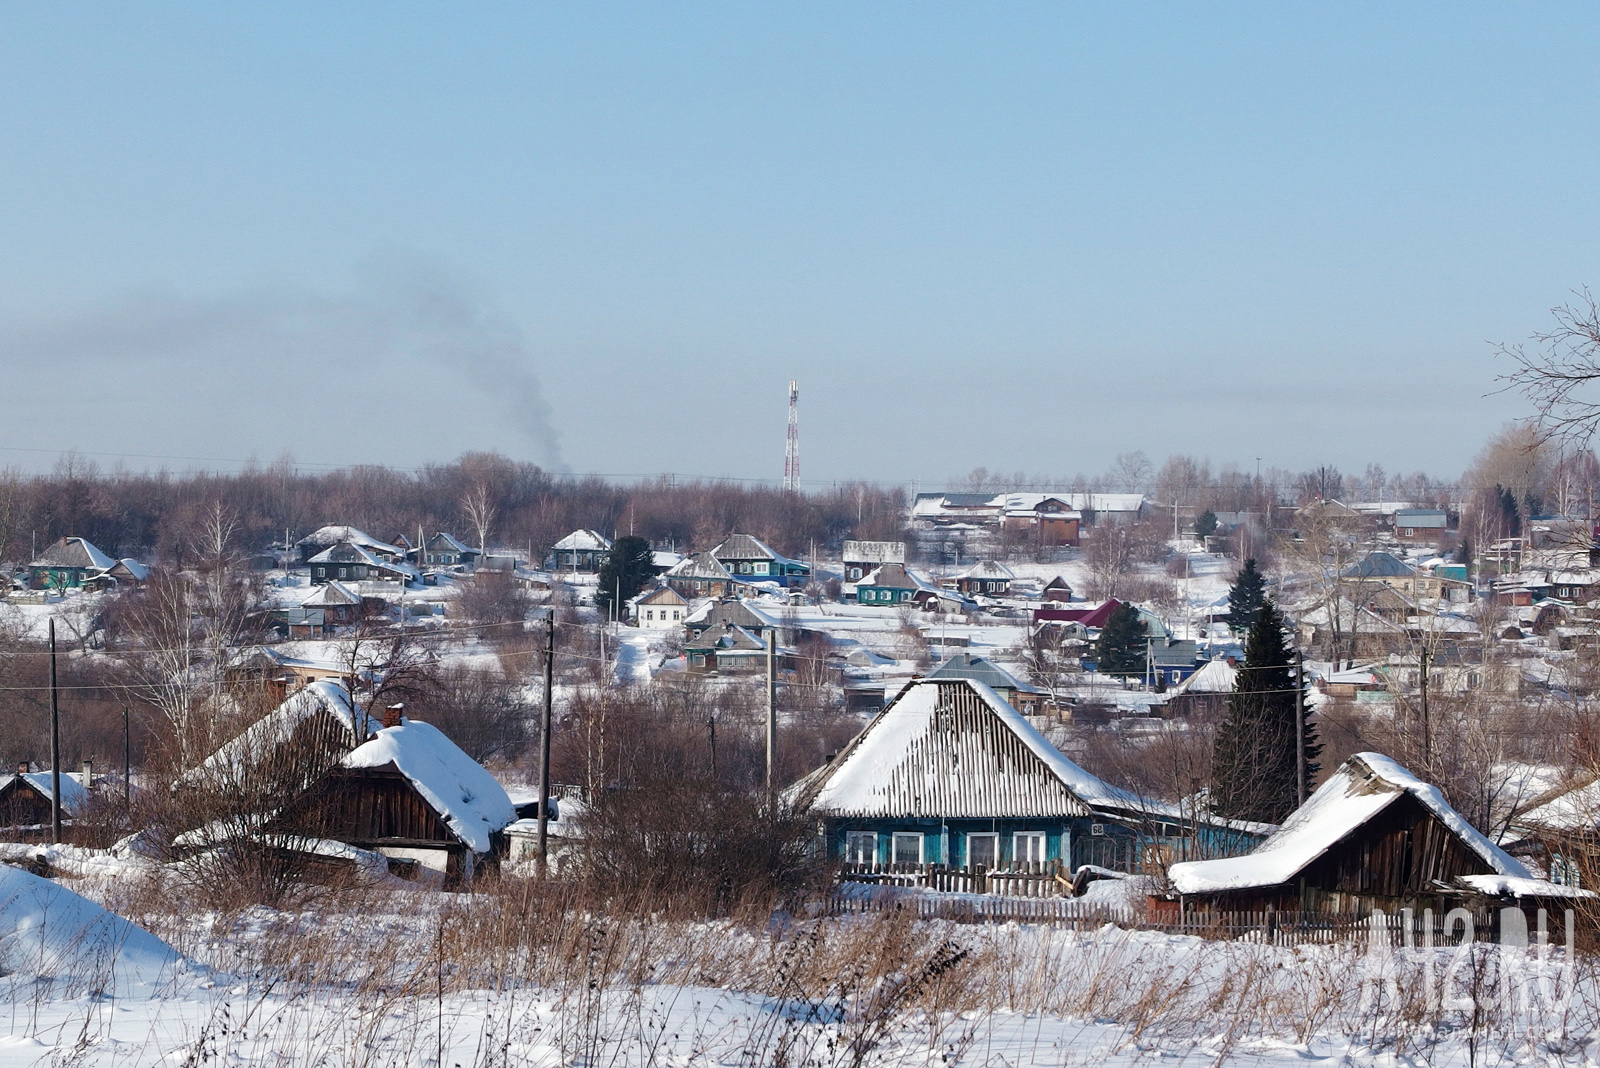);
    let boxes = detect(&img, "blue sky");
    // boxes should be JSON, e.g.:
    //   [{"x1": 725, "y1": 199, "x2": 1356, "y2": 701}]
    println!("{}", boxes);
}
[{"x1": 1, "y1": 4, "x2": 1596, "y2": 486}]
